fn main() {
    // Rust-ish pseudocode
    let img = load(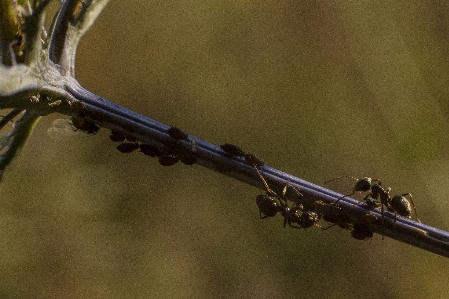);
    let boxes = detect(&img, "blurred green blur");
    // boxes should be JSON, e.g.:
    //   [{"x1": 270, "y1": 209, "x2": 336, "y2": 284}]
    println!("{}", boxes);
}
[{"x1": 1, "y1": 1, "x2": 449, "y2": 298}]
